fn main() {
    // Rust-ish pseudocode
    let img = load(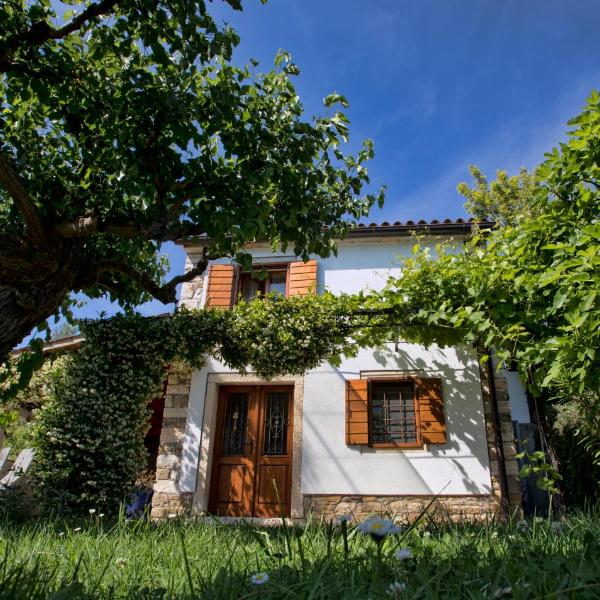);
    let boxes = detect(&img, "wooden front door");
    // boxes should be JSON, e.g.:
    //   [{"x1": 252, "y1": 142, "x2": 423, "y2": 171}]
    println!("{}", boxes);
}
[{"x1": 209, "y1": 386, "x2": 294, "y2": 517}]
